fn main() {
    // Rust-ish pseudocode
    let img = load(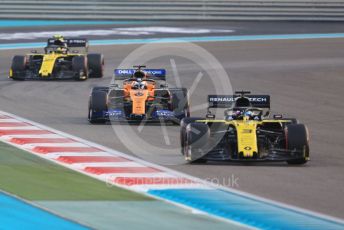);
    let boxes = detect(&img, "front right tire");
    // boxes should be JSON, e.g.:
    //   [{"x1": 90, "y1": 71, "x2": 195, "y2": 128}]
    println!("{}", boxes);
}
[
  {"x1": 87, "y1": 53, "x2": 104, "y2": 78},
  {"x1": 285, "y1": 124, "x2": 309, "y2": 165},
  {"x1": 171, "y1": 88, "x2": 190, "y2": 124},
  {"x1": 11, "y1": 55, "x2": 27, "y2": 80},
  {"x1": 72, "y1": 56, "x2": 88, "y2": 80},
  {"x1": 88, "y1": 90, "x2": 107, "y2": 124},
  {"x1": 184, "y1": 122, "x2": 209, "y2": 163},
  {"x1": 180, "y1": 117, "x2": 203, "y2": 155}
]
